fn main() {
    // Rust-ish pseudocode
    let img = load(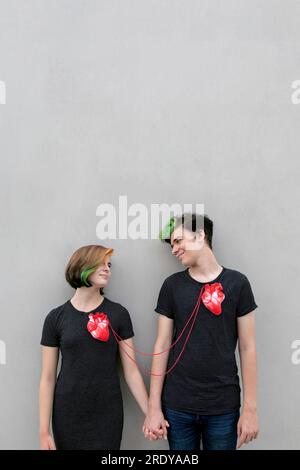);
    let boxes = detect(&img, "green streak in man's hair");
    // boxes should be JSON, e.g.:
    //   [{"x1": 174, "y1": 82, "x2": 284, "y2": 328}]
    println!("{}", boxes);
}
[
  {"x1": 80, "y1": 266, "x2": 97, "y2": 287},
  {"x1": 158, "y1": 217, "x2": 176, "y2": 240}
]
